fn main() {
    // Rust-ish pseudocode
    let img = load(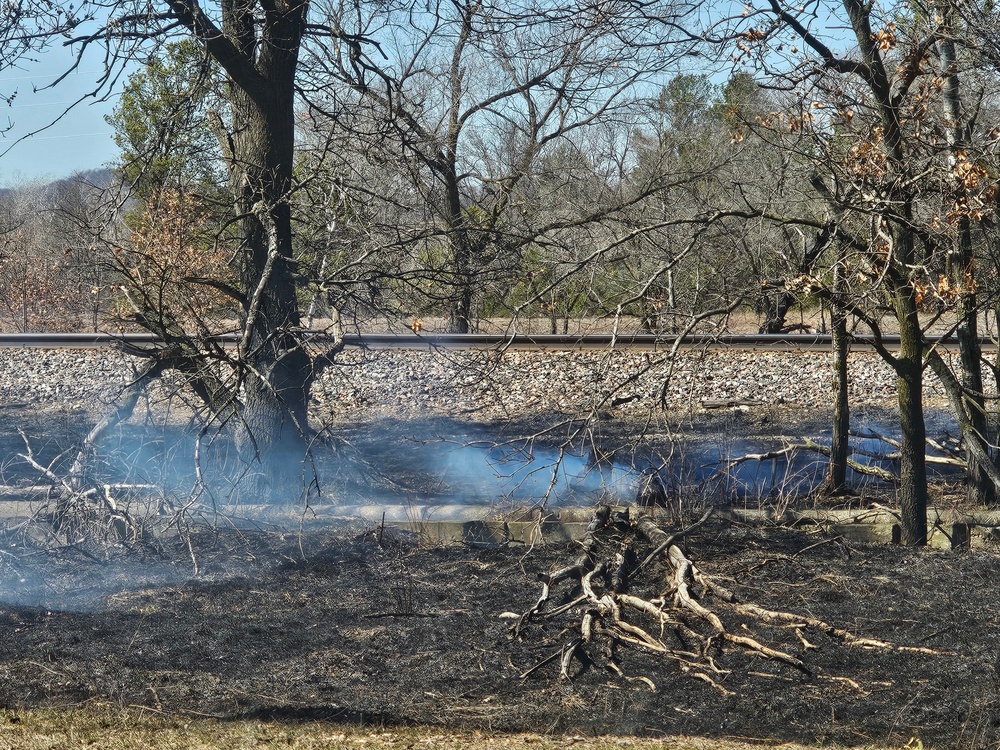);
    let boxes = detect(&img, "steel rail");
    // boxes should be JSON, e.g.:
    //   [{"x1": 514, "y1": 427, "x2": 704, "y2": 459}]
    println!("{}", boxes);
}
[{"x1": 0, "y1": 331, "x2": 993, "y2": 352}]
